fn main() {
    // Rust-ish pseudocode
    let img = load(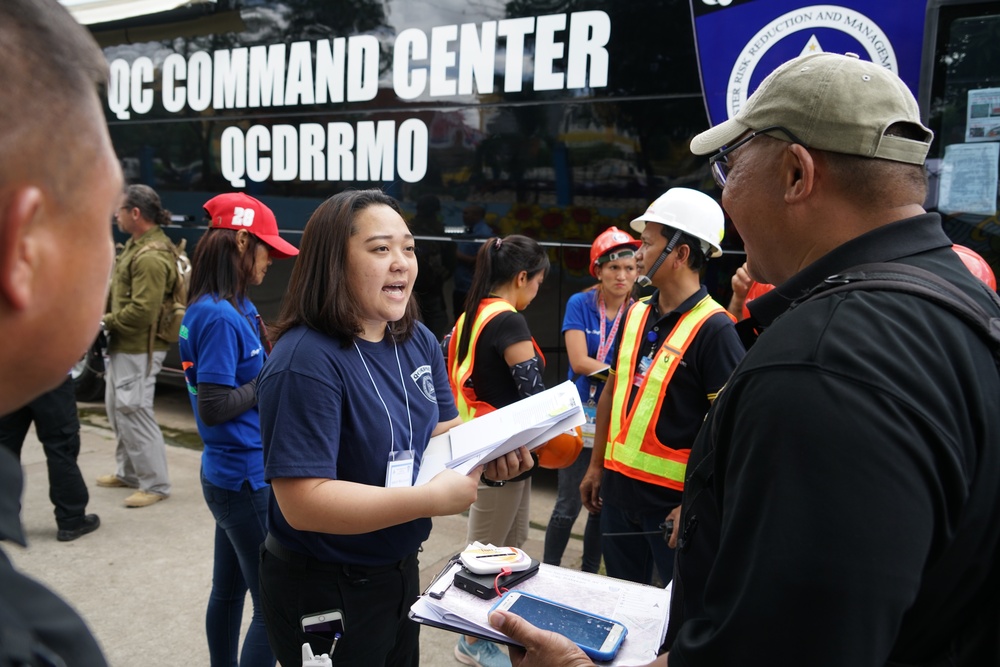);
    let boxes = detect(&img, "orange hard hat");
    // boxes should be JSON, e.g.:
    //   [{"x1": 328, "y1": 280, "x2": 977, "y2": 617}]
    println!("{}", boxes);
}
[
  {"x1": 952, "y1": 244, "x2": 997, "y2": 290},
  {"x1": 741, "y1": 280, "x2": 775, "y2": 320},
  {"x1": 535, "y1": 427, "x2": 584, "y2": 469},
  {"x1": 590, "y1": 227, "x2": 641, "y2": 278}
]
